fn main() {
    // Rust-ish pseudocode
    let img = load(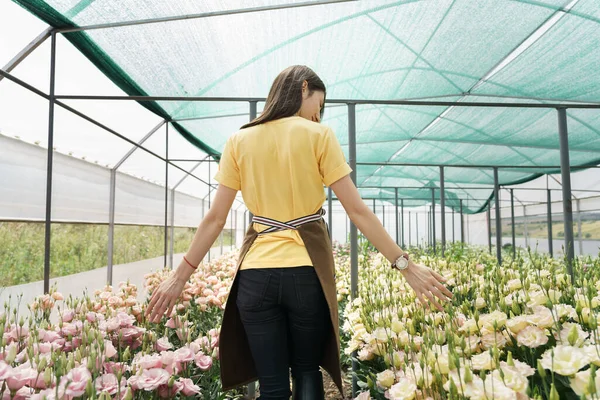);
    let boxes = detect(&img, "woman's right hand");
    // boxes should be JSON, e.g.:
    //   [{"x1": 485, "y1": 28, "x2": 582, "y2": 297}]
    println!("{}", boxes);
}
[{"x1": 400, "y1": 262, "x2": 453, "y2": 312}]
